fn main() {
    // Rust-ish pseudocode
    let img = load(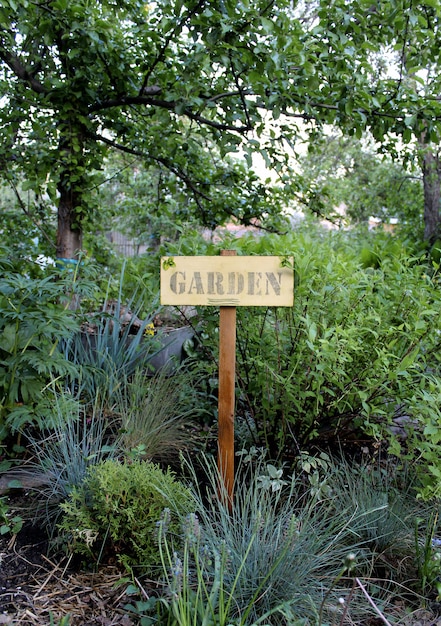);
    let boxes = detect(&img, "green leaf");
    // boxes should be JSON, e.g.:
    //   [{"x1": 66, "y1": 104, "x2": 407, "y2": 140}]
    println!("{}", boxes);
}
[{"x1": 1, "y1": 324, "x2": 17, "y2": 354}]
